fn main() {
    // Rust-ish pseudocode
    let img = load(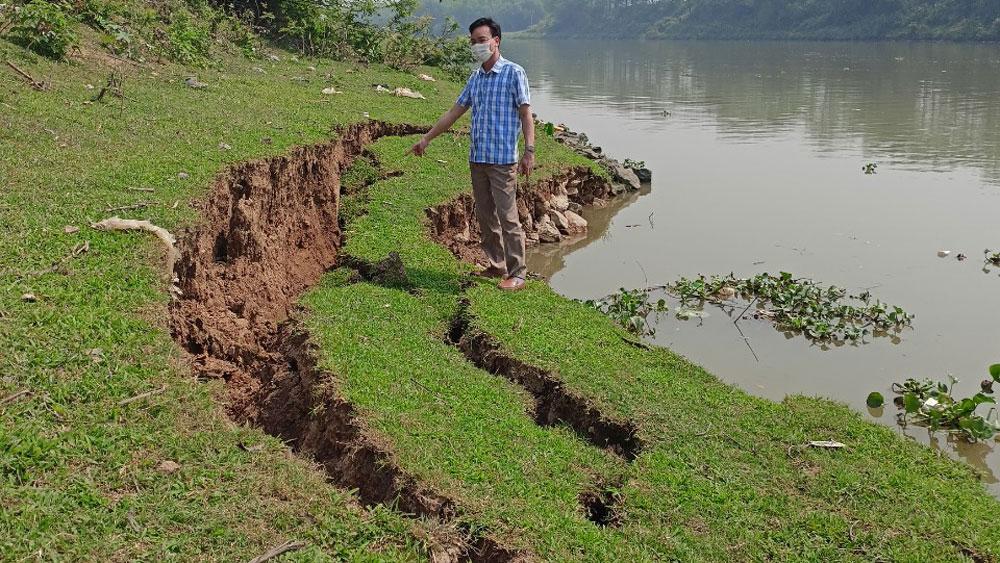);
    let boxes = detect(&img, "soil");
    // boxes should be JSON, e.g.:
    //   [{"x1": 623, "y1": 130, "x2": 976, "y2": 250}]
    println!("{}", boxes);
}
[
  {"x1": 448, "y1": 302, "x2": 644, "y2": 461},
  {"x1": 426, "y1": 166, "x2": 613, "y2": 266},
  {"x1": 167, "y1": 121, "x2": 522, "y2": 562}
]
